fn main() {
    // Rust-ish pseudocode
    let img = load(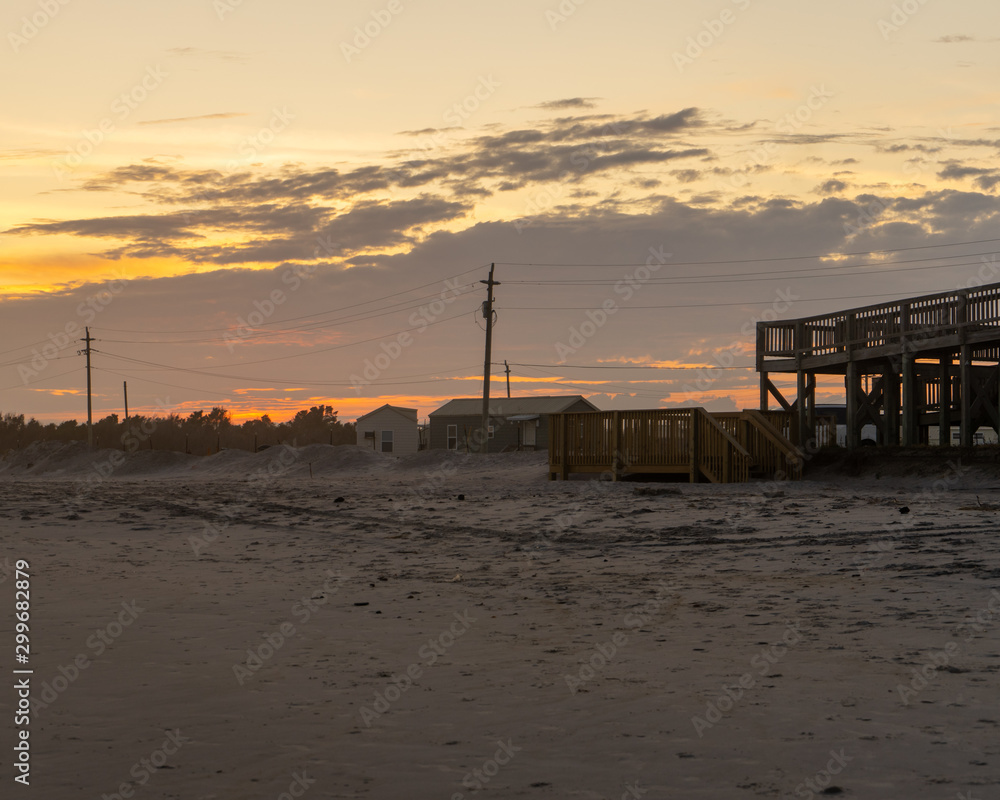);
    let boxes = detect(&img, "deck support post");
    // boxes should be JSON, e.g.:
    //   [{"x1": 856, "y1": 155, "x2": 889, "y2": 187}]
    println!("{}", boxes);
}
[
  {"x1": 794, "y1": 321, "x2": 807, "y2": 447},
  {"x1": 996, "y1": 360, "x2": 1000, "y2": 438},
  {"x1": 960, "y1": 344, "x2": 973, "y2": 446},
  {"x1": 757, "y1": 322, "x2": 768, "y2": 411},
  {"x1": 689, "y1": 409, "x2": 700, "y2": 483},
  {"x1": 610, "y1": 411, "x2": 620, "y2": 482},
  {"x1": 884, "y1": 361, "x2": 900, "y2": 445},
  {"x1": 761, "y1": 376, "x2": 792, "y2": 412},
  {"x1": 939, "y1": 356, "x2": 951, "y2": 446},
  {"x1": 806, "y1": 374, "x2": 817, "y2": 448},
  {"x1": 795, "y1": 369, "x2": 807, "y2": 447},
  {"x1": 559, "y1": 413, "x2": 569, "y2": 480},
  {"x1": 901, "y1": 353, "x2": 916, "y2": 446},
  {"x1": 846, "y1": 361, "x2": 860, "y2": 450}
]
